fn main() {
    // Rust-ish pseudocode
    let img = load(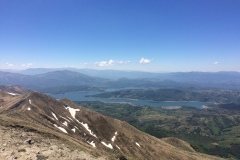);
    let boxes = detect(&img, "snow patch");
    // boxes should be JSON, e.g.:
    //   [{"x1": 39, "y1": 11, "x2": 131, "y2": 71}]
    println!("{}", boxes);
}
[
  {"x1": 29, "y1": 99, "x2": 32, "y2": 104},
  {"x1": 78, "y1": 121, "x2": 97, "y2": 138},
  {"x1": 116, "y1": 145, "x2": 121, "y2": 150},
  {"x1": 54, "y1": 124, "x2": 67, "y2": 134},
  {"x1": 63, "y1": 121, "x2": 68, "y2": 127},
  {"x1": 52, "y1": 112, "x2": 58, "y2": 120},
  {"x1": 7, "y1": 92, "x2": 16, "y2": 96},
  {"x1": 111, "y1": 131, "x2": 117, "y2": 142},
  {"x1": 101, "y1": 142, "x2": 113, "y2": 149},
  {"x1": 71, "y1": 128, "x2": 76, "y2": 133},
  {"x1": 88, "y1": 141, "x2": 96, "y2": 148},
  {"x1": 135, "y1": 142, "x2": 140, "y2": 147},
  {"x1": 66, "y1": 106, "x2": 80, "y2": 119},
  {"x1": 111, "y1": 135, "x2": 116, "y2": 142}
]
